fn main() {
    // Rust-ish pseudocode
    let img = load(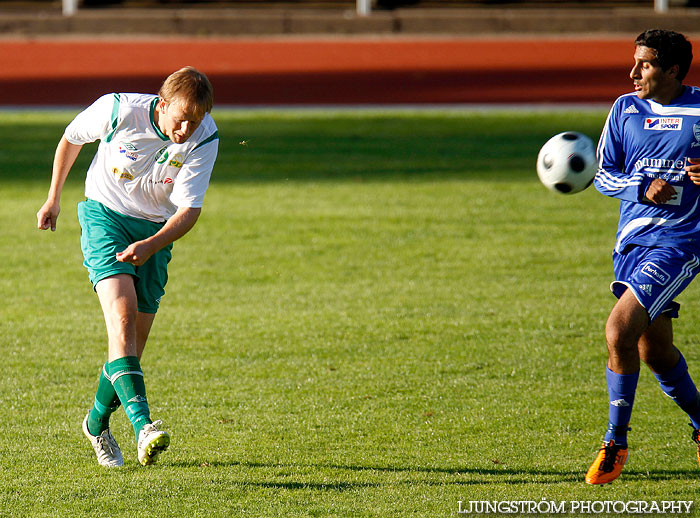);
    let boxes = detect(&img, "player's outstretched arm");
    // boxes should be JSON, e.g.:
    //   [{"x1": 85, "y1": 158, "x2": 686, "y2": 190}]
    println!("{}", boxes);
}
[
  {"x1": 37, "y1": 137, "x2": 83, "y2": 231},
  {"x1": 116, "y1": 207, "x2": 202, "y2": 266}
]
